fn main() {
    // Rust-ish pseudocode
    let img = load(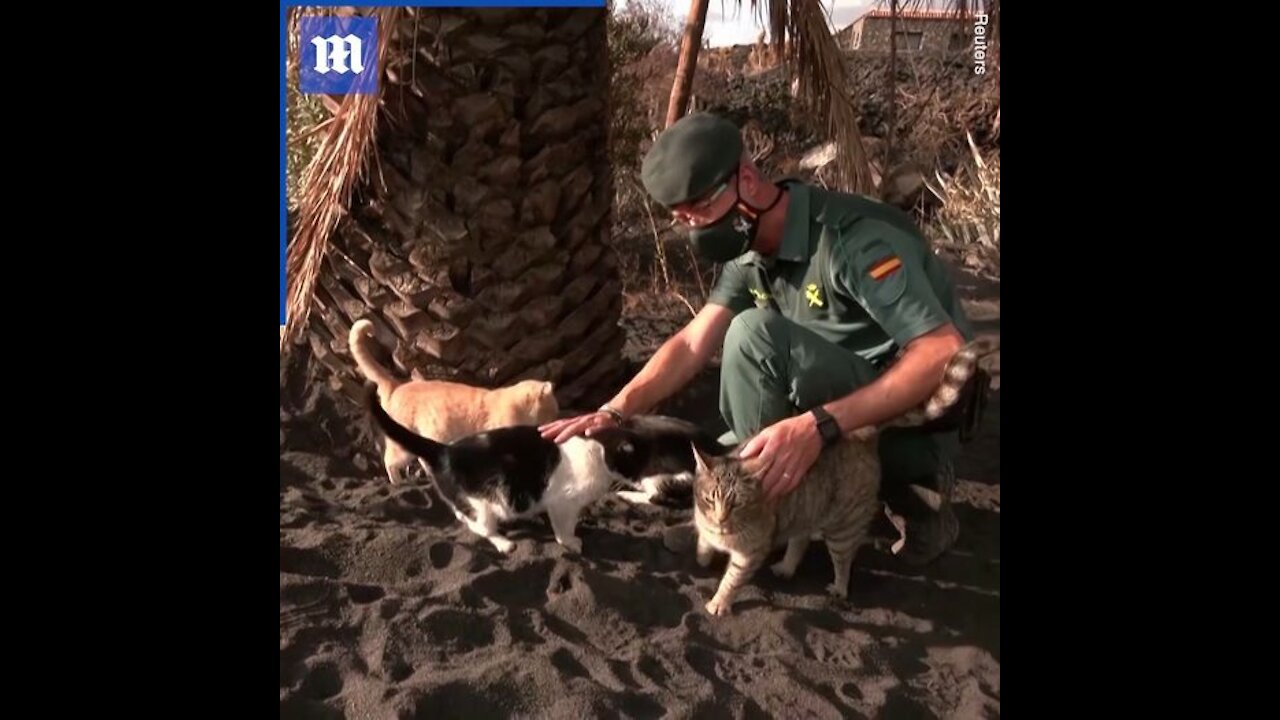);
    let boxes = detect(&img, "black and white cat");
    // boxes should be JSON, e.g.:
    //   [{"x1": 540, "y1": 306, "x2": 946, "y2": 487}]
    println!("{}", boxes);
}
[
  {"x1": 365, "y1": 388, "x2": 730, "y2": 554},
  {"x1": 589, "y1": 415, "x2": 732, "y2": 508}
]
